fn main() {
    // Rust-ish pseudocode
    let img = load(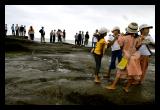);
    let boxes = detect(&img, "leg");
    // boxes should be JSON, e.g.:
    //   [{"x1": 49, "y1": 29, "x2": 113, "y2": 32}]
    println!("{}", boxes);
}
[
  {"x1": 94, "y1": 42, "x2": 96, "y2": 48},
  {"x1": 139, "y1": 56, "x2": 149, "y2": 84},
  {"x1": 53, "y1": 36, "x2": 55, "y2": 43},
  {"x1": 33, "y1": 34, "x2": 34, "y2": 41},
  {"x1": 44, "y1": 36, "x2": 45, "y2": 42},
  {"x1": 105, "y1": 71, "x2": 120, "y2": 90},
  {"x1": 50, "y1": 36, "x2": 52, "y2": 43},
  {"x1": 117, "y1": 50, "x2": 122, "y2": 63},
  {"x1": 41, "y1": 36, "x2": 42, "y2": 43},
  {"x1": 105, "y1": 51, "x2": 117, "y2": 78},
  {"x1": 123, "y1": 78, "x2": 134, "y2": 93},
  {"x1": 94, "y1": 54, "x2": 102, "y2": 83}
]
